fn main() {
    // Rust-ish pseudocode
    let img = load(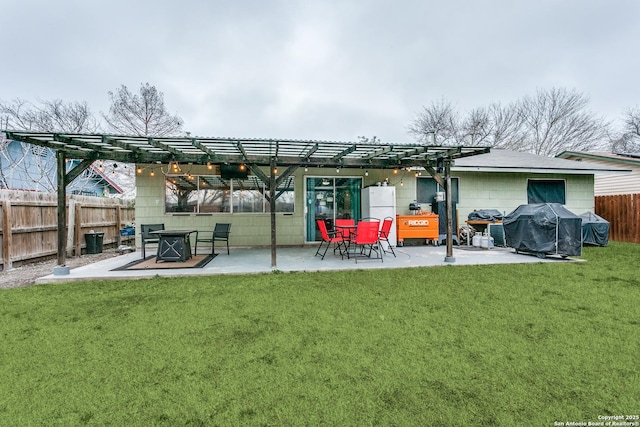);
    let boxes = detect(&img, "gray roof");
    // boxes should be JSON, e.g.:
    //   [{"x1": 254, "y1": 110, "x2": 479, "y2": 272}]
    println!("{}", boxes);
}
[
  {"x1": 557, "y1": 151, "x2": 640, "y2": 167},
  {"x1": 453, "y1": 149, "x2": 630, "y2": 174}
]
